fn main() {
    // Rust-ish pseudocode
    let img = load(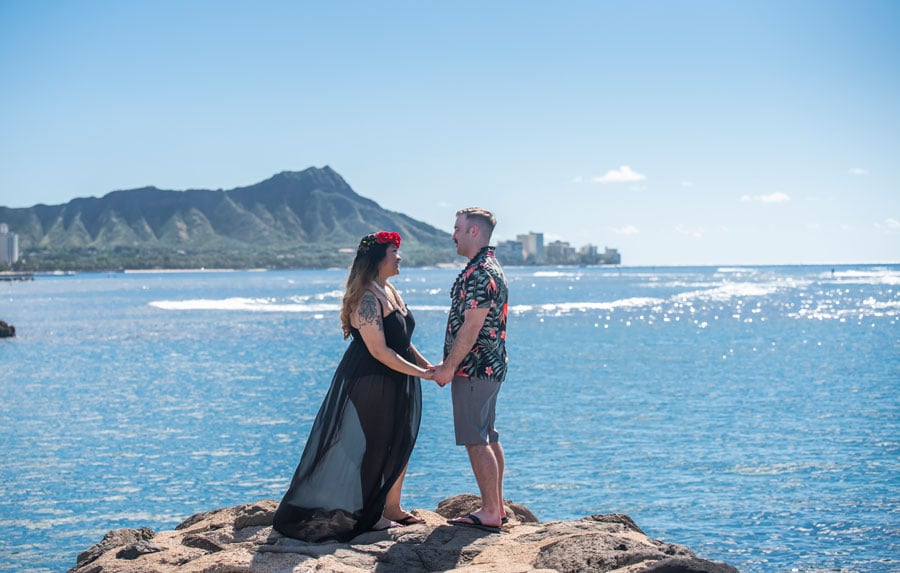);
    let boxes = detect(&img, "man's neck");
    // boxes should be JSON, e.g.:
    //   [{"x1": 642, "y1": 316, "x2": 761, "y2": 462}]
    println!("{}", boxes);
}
[{"x1": 464, "y1": 244, "x2": 490, "y2": 260}]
